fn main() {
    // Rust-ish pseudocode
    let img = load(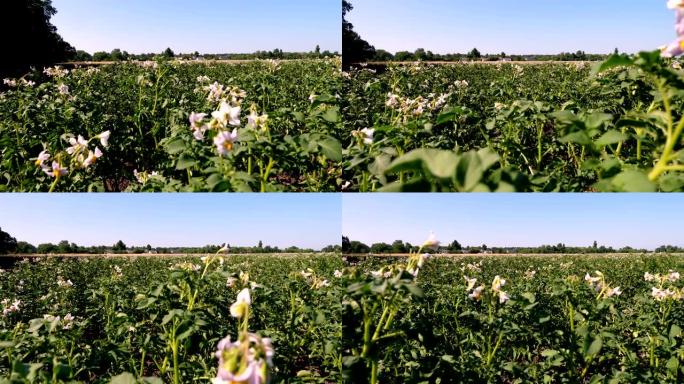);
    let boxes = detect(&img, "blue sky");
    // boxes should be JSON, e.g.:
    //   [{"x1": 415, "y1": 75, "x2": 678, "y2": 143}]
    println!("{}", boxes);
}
[
  {"x1": 0, "y1": 194, "x2": 340, "y2": 249},
  {"x1": 343, "y1": 194, "x2": 684, "y2": 249},
  {"x1": 51, "y1": 0, "x2": 341, "y2": 54},
  {"x1": 347, "y1": 0, "x2": 676, "y2": 54}
]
